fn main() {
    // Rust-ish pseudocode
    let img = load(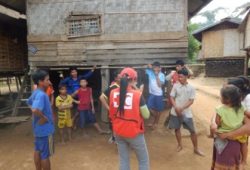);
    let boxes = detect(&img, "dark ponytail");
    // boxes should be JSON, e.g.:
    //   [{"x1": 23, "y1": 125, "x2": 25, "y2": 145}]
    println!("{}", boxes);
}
[{"x1": 118, "y1": 76, "x2": 129, "y2": 116}]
